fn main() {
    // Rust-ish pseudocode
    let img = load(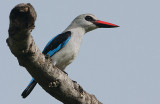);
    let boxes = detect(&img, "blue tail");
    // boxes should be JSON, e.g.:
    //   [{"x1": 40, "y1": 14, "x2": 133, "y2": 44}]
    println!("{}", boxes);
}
[{"x1": 21, "y1": 79, "x2": 37, "y2": 98}]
